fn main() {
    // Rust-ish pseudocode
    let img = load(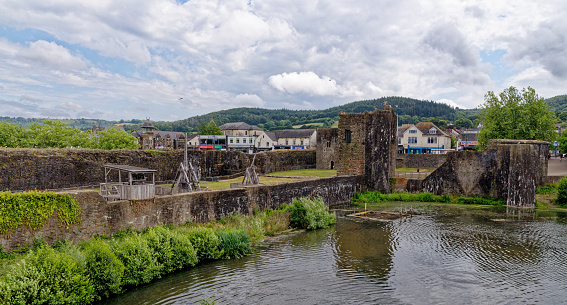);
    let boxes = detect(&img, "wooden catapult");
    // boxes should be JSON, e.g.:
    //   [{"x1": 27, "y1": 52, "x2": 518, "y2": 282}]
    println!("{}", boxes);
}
[
  {"x1": 171, "y1": 134, "x2": 201, "y2": 193},
  {"x1": 242, "y1": 154, "x2": 260, "y2": 185}
]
